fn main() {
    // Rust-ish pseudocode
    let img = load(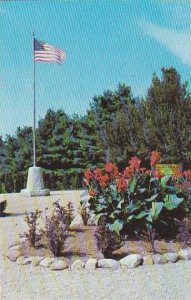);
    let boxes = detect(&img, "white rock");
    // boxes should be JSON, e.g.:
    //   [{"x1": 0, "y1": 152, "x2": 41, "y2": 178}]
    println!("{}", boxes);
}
[
  {"x1": 8, "y1": 244, "x2": 22, "y2": 251},
  {"x1": 120, "y1": 254, "x2": 142, "y2": 269},
  {"x1": 163, "y1": 252, "x2": 179, "y2": 263},
  {"x1": 71, "y1": 259, "x2": 85, "y2": 270},
  {"x1": 40, "y1": 257, "x2": 55, "y2": 267},
  {"x1": 16, "y1": 256, "x2": 25, "y2": 265},
  {"x1": 50, "y1": 260, "x2": 68, "y2": 271},
  {"x1": 21, "y1": 256, "x2": 34, "y2": 265},
  {"x1": 98, "y1": 259, "x2": 119, "y2": 270},
  {"x1": 152, "y1": 254, "x2": 167, "y2": 264},
  {"x1": 7, "y1": 250, "x2": 22, "y2": 262},
  {"x1": 178, "y1": 248, "x2": 191, "y2": 260},
  {"x1": 85, "y1": 258, "x2": 97, "y2": 270}
]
